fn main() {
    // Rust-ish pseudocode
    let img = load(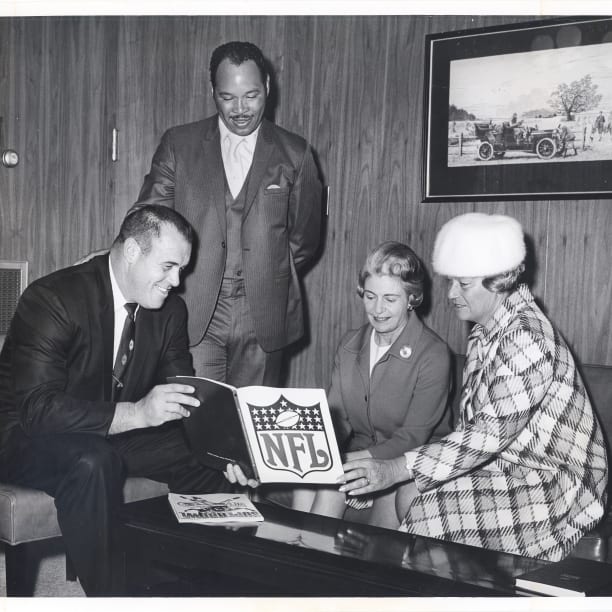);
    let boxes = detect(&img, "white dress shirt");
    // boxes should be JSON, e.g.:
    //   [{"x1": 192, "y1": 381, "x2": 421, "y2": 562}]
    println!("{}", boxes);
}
[
  {"x1": 369, "y1": 328, "x2": 392, "y2": 375},
  {"x1": 219, "y1": 118, "x2": 259, "y2": 198}
]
